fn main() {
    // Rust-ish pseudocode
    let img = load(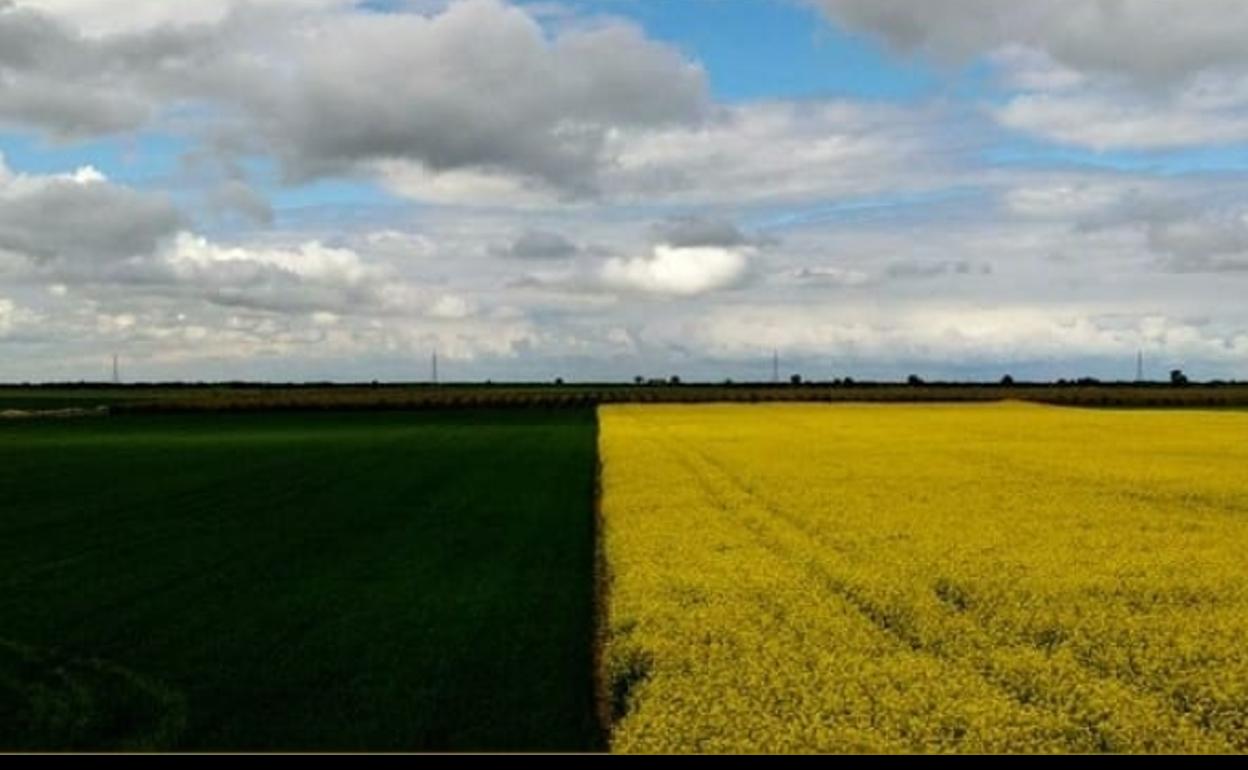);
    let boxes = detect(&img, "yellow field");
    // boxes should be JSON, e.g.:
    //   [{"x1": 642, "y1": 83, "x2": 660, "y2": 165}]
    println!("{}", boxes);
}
[{"x1": 599, "y1": 403, "x2": 1248, "y2": 754}]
